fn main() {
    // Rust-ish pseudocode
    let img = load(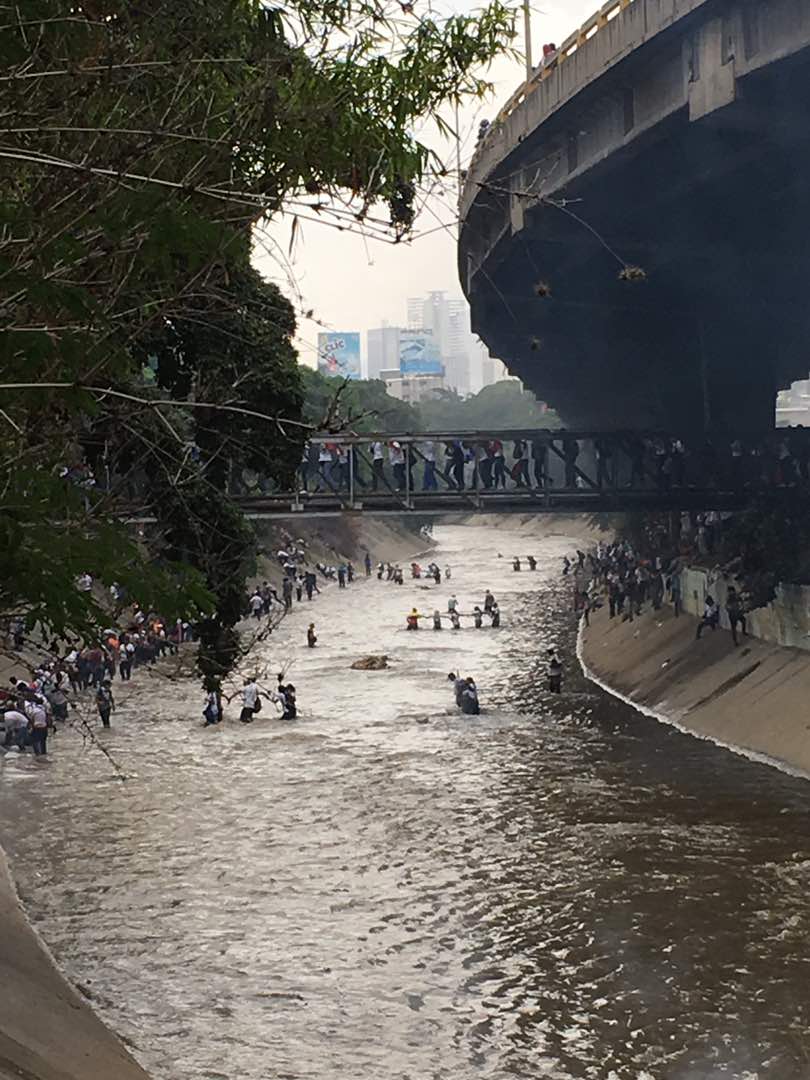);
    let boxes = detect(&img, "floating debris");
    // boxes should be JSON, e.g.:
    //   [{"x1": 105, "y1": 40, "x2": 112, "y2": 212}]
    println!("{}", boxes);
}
[
  {"x1": 351, "y1": 655, "x2": 389, "y2": 670},
  {"x1": 618, "y1": 265, "x2": 647, "y2": 282}
]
